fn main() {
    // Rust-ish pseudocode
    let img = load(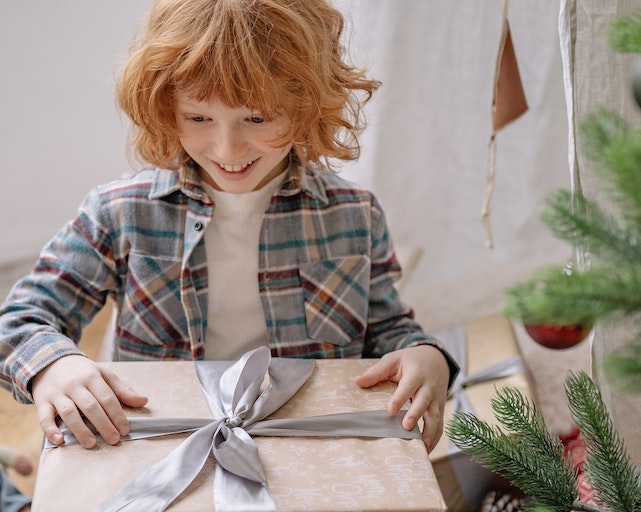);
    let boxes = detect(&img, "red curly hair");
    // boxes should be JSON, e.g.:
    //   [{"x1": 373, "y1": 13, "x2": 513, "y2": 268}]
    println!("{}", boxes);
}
[{"x1": 116, "y1": 0, "x2": 381, "y2": 171}]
